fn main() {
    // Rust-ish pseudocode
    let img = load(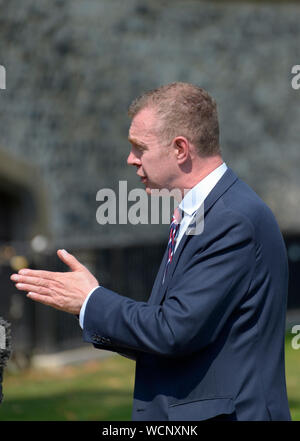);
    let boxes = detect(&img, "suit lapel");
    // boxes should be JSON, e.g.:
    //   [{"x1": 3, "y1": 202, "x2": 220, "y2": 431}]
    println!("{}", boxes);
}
[
  {"x1": 147, "y1": 247, "x2": 168, "y2": 305},
  {"x1": 148, "y1": 168, "x2": 239, "y2": 306}
]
